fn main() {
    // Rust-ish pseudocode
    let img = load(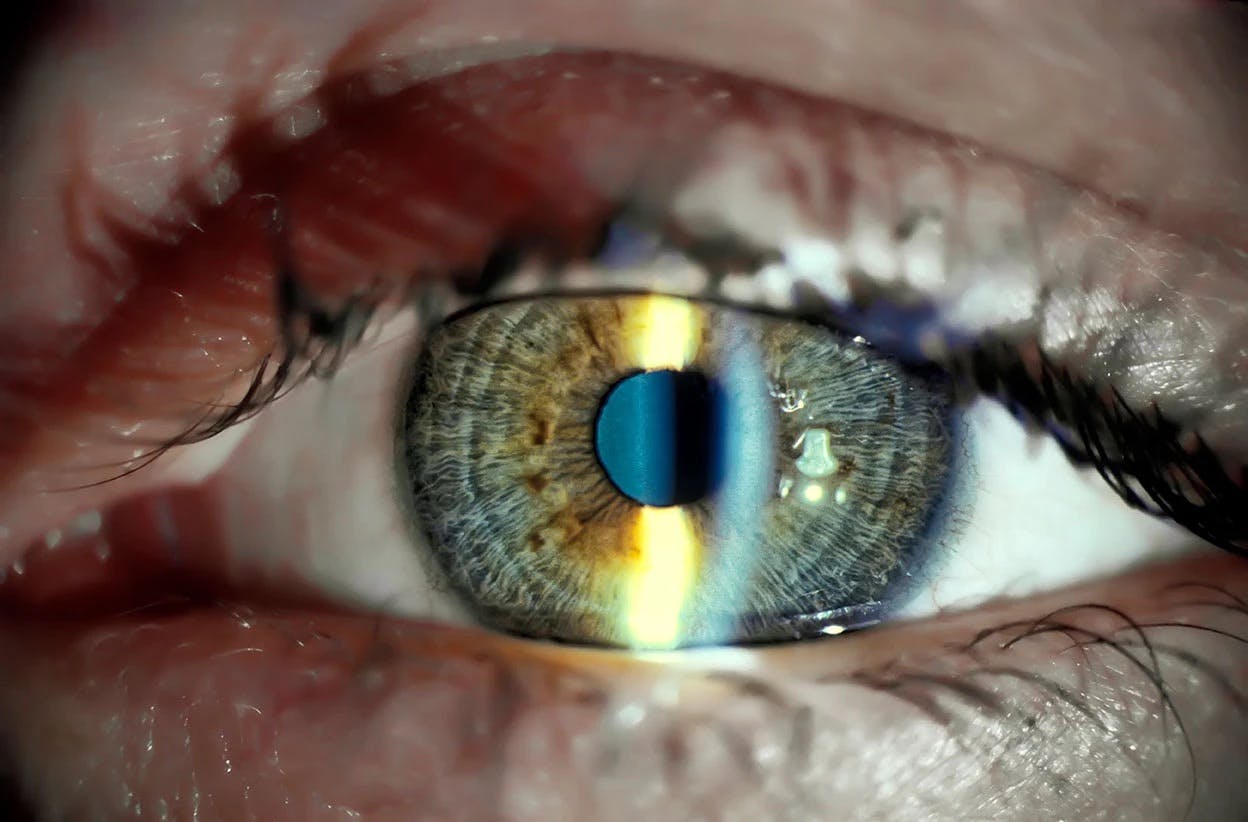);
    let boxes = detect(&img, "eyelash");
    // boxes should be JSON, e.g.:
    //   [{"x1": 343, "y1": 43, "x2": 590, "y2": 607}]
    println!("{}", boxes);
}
[
  {"x1": 106, "y1": 216, "x2": 389, "y2": 482},
  {"x1": 141, "y1": 187, "x2": 1248, "y2": 561},
  {"x1": 957, "y1": 337, "x2": 1248, "y2": 557}
]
